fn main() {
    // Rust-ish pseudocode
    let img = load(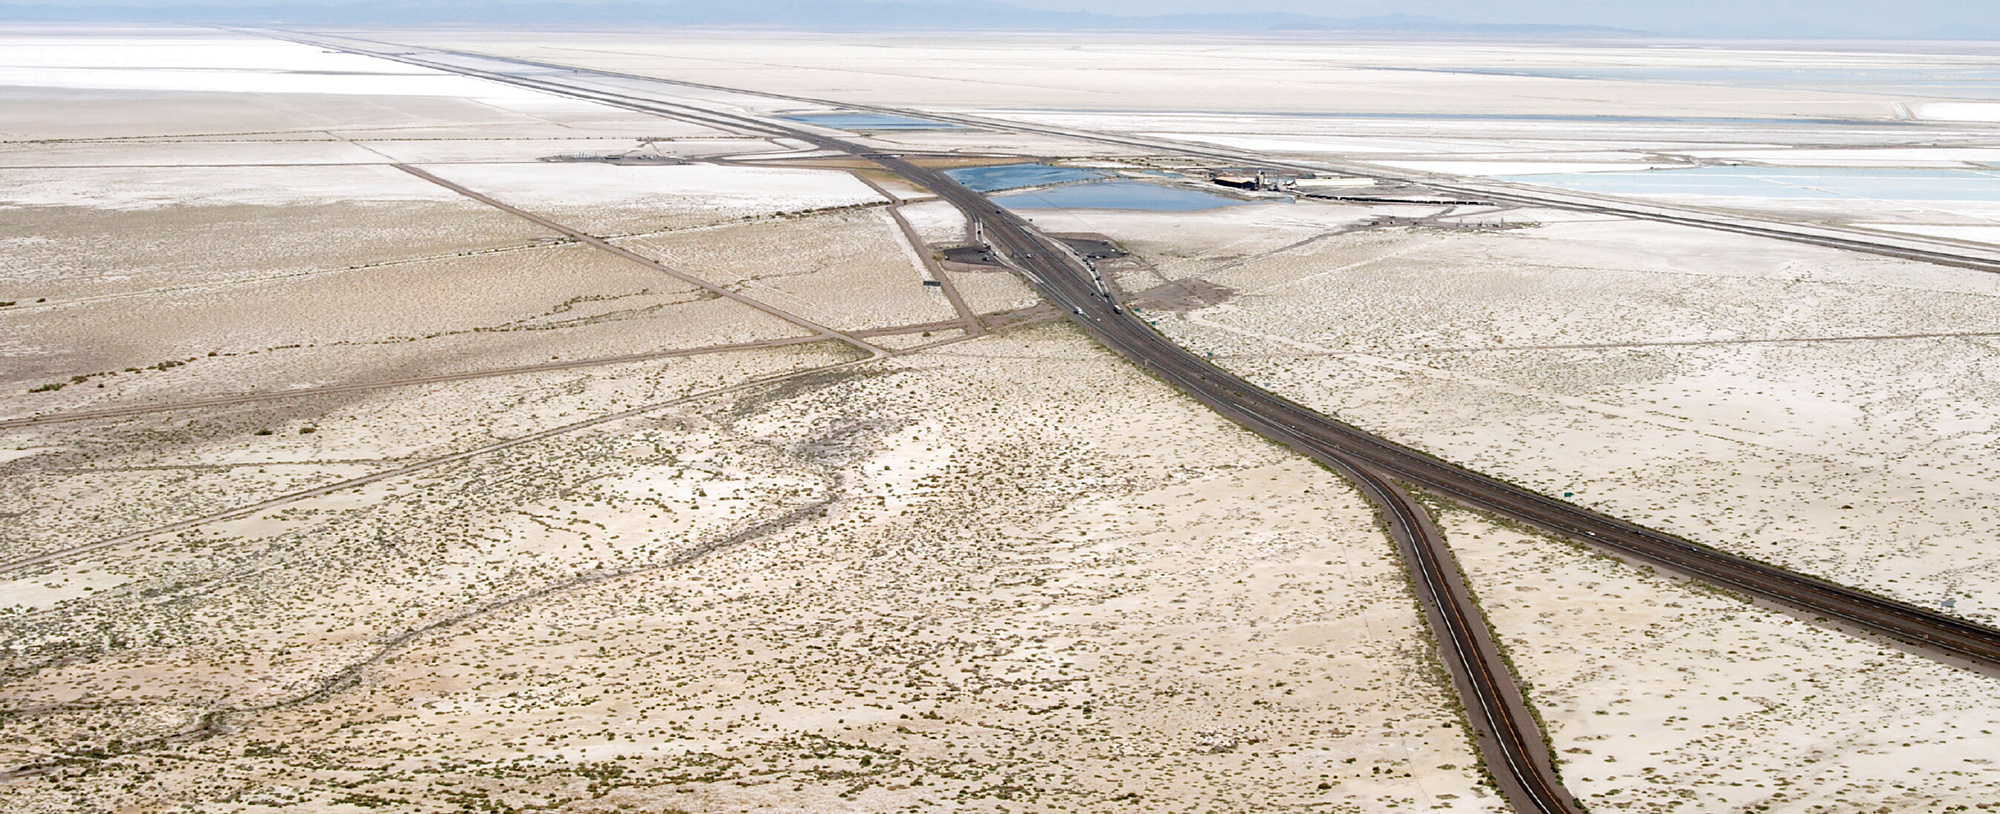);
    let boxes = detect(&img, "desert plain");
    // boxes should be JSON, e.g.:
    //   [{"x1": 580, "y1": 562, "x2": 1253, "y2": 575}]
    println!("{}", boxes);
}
[{"x1": 3, "y1": 24, "x2": 2000, "y2": 814}]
